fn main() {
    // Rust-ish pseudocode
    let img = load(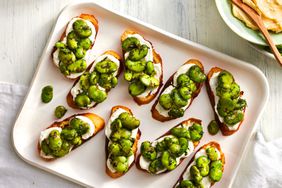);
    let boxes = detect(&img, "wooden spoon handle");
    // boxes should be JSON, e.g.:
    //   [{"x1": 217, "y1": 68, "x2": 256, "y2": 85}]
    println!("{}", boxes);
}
[{"x1": 232, "y1": 0, "x2": 282, "y2": 66}]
